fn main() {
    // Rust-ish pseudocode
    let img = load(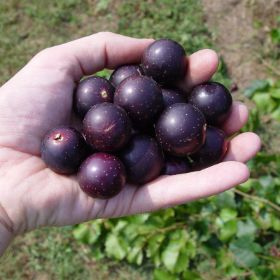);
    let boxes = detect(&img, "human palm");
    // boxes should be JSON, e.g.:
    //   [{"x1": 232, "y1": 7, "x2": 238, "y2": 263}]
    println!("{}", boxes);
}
[{"x1": 0, "y1": 32, "x2": 260, "y2": 238}]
